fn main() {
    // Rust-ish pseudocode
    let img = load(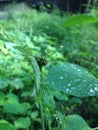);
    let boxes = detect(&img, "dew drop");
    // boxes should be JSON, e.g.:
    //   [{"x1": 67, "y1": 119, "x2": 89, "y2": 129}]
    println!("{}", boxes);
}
[
  {"x1": 66, "y1": 89, "x2": 69, "y2": 92},
  {"x1": 51, "y1": 82, "x2": 54, "y2": 85},
  {"x1": 60, "y1": 76, "x2": 64, "y2": 80},
  {"x1": 83, "y1": 79, "x2": 87, "y2": 83},
  {"x1": 60, "y1": 45, "x2": 64, "y2": 48},
  {"x1": 68, "y1": 84, "x2": 71, "y2": 87},
  {"x1": 77, "y1": 69, "x2": 80, "y2": 72},
  {"x1": 66, "y1": 88, "x2": 71, "y2": 92},
  {"x1": 95, "y1": 87, "x2": 98, "y2": 91},
  {"x1": 90, "y1": 89, "x2": 94, "y2": 93}
]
